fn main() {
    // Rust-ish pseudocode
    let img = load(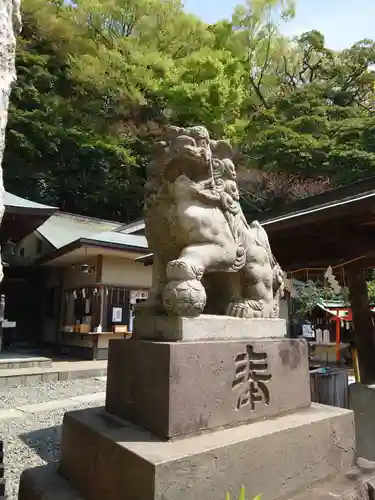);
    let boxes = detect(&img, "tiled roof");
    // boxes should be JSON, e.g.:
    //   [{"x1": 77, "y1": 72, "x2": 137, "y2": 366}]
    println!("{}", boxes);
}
[
  {"x1": 83, "y1": 230, "x2": 148, "y2": 249},
  {"x1": 37, "y1": 212, "x2": 123, "y2": 250},
  {"x1": 4, "y1": 192, "x2": 57, "y2": 210},
  {"x1": 115, "y1": 219, "x2": 145, "y2": 234}
]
